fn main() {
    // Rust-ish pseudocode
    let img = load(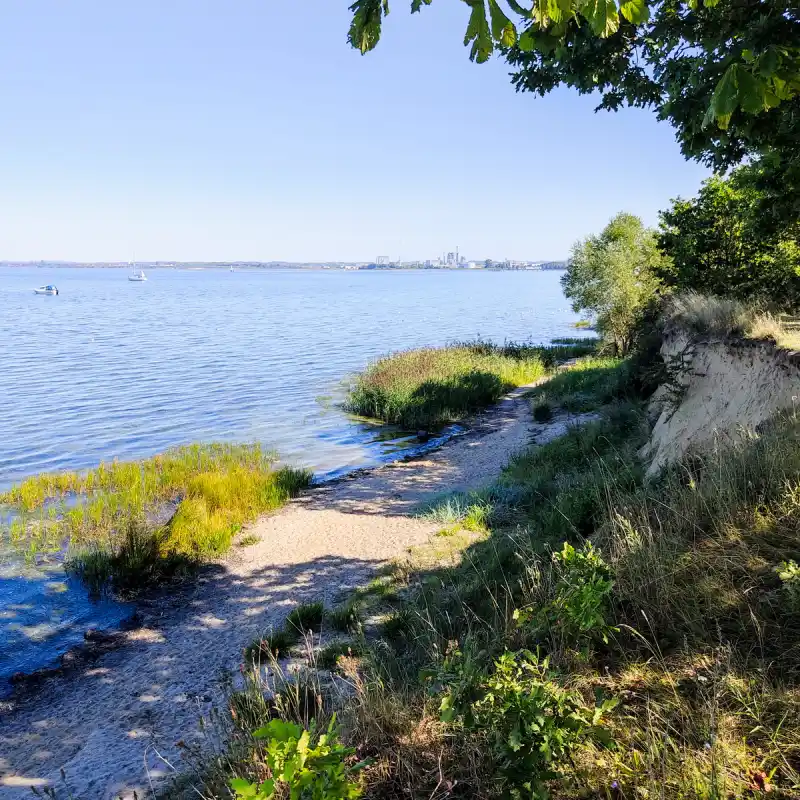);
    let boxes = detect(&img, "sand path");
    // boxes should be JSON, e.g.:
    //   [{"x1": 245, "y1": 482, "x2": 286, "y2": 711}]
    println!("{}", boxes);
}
[{"x1": 0, "y1": 386, "x2": 567, "y2": 799}]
